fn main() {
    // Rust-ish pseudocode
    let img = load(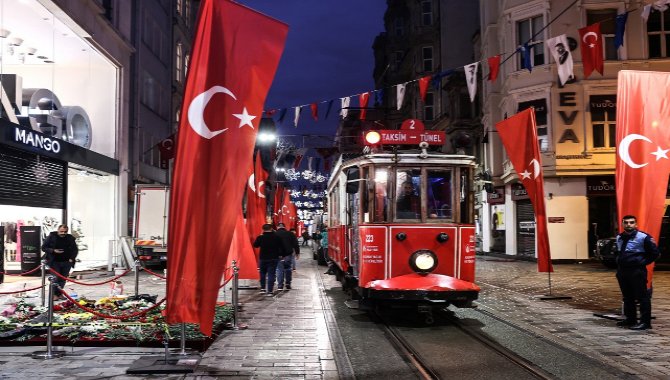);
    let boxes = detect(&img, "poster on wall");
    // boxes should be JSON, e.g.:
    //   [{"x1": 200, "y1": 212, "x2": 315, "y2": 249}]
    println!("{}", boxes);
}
[
  {"x1": 19, "y1": 226, "x2": 41, "y2": 274},
  {"x1": 491, "y1": 205, "x2": 506, "y2": 230}
]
